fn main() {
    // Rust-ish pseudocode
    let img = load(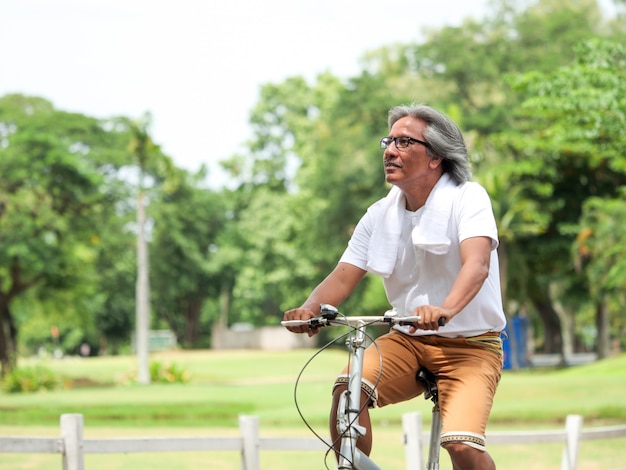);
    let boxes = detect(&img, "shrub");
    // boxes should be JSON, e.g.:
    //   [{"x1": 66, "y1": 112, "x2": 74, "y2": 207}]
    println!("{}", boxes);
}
[
  {"x1": 2, "y1": 365, "x2": 59, "y2": 393},
  {"x1": 149, "y1": 361, "x2": 191, "y2": 384},
  {"x1": 119, "y1": 361, "x2": 192, "y2": 385}
]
